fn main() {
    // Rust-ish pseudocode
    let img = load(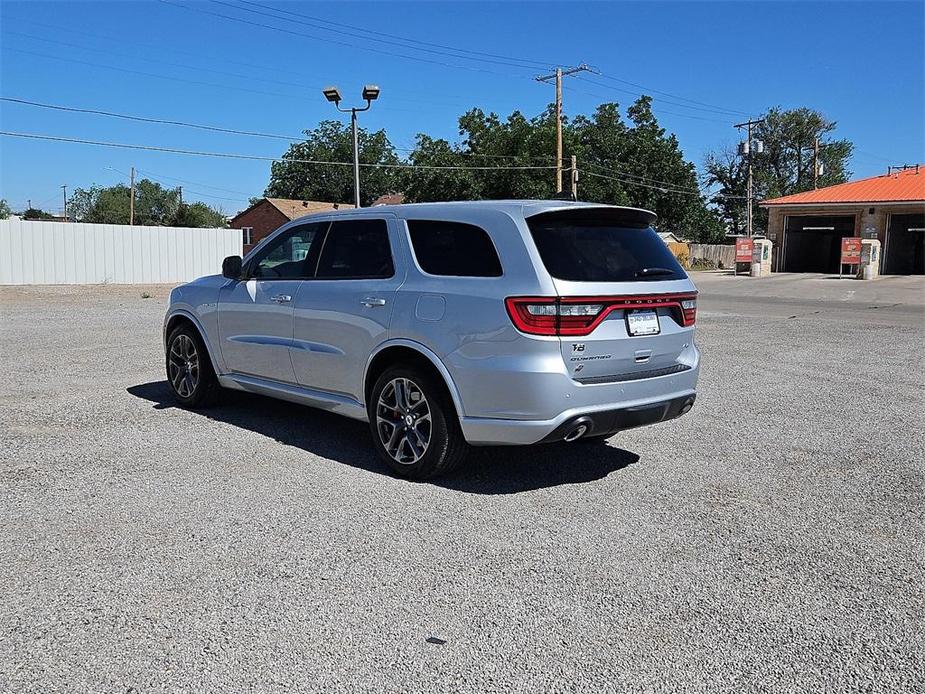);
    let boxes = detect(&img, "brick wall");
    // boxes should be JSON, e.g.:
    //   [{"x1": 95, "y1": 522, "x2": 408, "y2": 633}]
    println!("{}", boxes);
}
[{"x1": 231, "y1": 202, "x2": 289, "y2": 255}]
